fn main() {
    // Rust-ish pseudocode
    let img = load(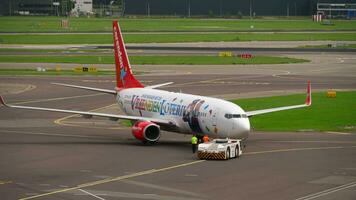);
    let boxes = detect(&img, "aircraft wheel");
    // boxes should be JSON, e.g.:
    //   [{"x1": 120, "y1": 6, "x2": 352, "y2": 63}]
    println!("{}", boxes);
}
[
  {"x1": 236, "y1": 145, "x2": 241, "y2": 158},
  {"x1": 234, "y1": 146, "x2": 238, "y2": 158},
  {"x1": 226, "y1": 147, "x2": 231, "y2": 160}
]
